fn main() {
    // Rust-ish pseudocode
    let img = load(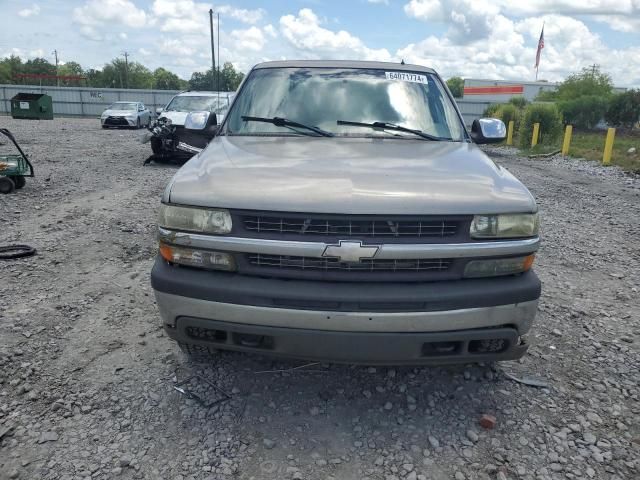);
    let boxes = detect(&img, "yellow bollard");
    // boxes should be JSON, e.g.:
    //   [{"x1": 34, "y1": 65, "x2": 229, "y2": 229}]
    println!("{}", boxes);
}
[
  {"x1": 506, "y1": 120, "x2": 514, "y2": 146},
  {"x1": 562, "y1": 125, "x2": 573, "y2": 156},
  {"x1": 531, "y1": 122, "x2": 540, "y2": 147},
  {"x1": 603, "y1": 128, "x2": 615, "y2": 165}
]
